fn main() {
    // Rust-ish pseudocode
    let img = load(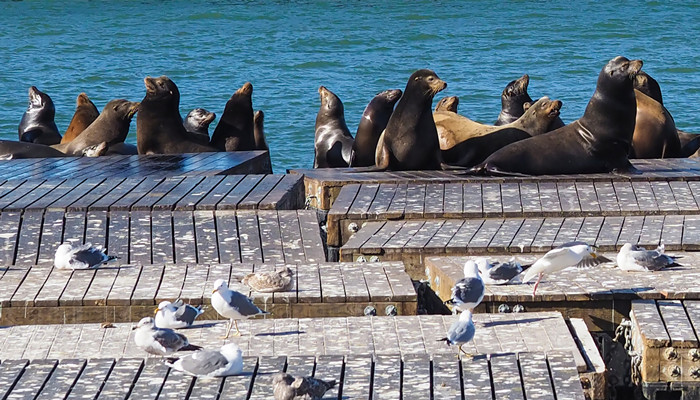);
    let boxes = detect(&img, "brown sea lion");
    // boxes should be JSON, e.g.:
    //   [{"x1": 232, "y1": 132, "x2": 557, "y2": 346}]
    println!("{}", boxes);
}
[
  {"x1": 18, "y1": 86, "x2": 62, "y2": 145},
  {"x1": 136, "y1": 76, "x2": 218, "y2": 154},
  {"x1": 253, "y1": 110, "x2": 268, "y2": 151},
  {"x1": 61, "y1": 93, "x2": 99, "y2": 144},
  {"x1": 631, "y1": 89, "x2": 680, "y2": 158},
  {"x1": 471, "y1": 56, "x2": 643, "y2": 176},
  {"x1": 53, "y1": 99, "x2": 139, "y2": 155},
  {"x1": 442, "y1": 97, "x2": 562, "y2": 167},
  {"x1": 374, "y1": 69, "x2": 447, "y2": 171},
  {"x1": 313, "y1": 86, "x2": 354, "y2": 168},
  {"x1": 435, "y1": 96, "x2": 459, "y2": 112},
  {"x1": 183, "y1": 108, "x2": 216, "y2": 146},
  {"x1": 435, "y1": 96, "x2": 561, "y2": 150},
  {"x1": 210, "y1": 82, "x2": 255, "y2": 151},
  {"x1": 494, "y1": 74, "x2": 565, "y2": 130},
  {"x1": 350, "y1": 89, "x2": 402, "y2": 167}
]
